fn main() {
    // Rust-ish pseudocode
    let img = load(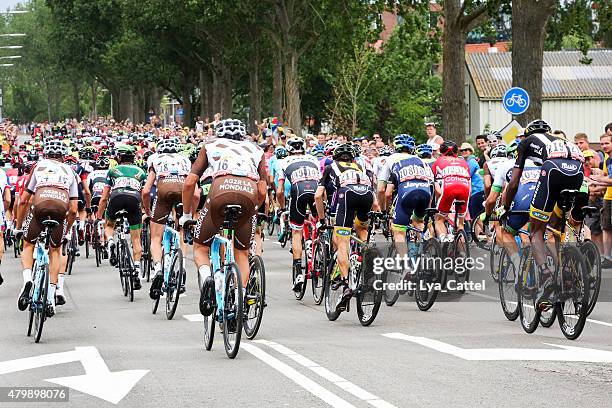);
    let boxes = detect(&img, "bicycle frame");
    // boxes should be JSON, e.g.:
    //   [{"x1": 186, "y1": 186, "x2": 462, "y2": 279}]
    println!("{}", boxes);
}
[
  {"x1": 162, "y1": 223, "x2": 181, "y2": 288},
  {"x1": 210, "y1": 230, "x2": 235, "y2": 322},
  {"x1": 31, "y1": 239, "x2": 50, "y2": 312}
]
